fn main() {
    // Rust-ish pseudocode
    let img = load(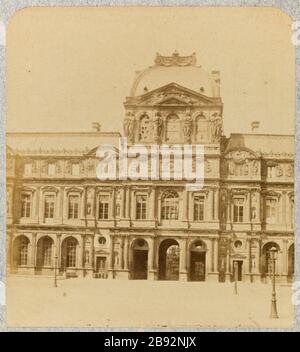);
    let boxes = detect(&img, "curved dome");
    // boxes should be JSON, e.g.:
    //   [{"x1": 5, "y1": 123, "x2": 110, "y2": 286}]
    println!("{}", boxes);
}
[{"x1": 131, "y1": 63, "x2": 215, "y2": 97}]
